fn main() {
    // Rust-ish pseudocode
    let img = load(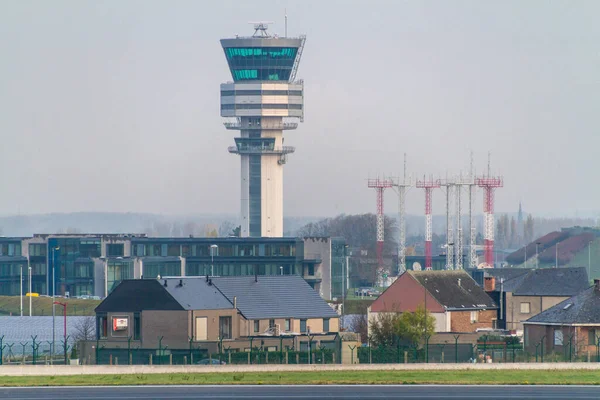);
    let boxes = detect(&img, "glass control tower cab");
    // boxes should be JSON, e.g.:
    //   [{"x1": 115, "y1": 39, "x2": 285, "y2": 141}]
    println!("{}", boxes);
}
[{"x1": 220, "y1": 23, "x2": 306, "y2": 238}]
